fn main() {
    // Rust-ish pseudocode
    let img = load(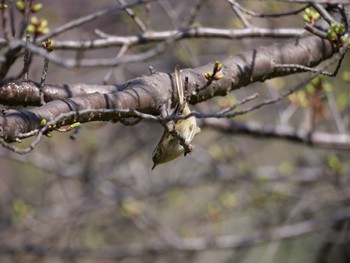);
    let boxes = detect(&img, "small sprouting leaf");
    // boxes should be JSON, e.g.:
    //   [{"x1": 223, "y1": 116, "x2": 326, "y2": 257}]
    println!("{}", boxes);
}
[
  {"x1": 31, "y1": 3, "x2": 43, "y2": 12},
  {"x1": 304, "y1": 8, "x2": 312, "y2": 16},
  {"x1": 26, "y1": 24, "x2": 36, "y2": 34},
  {"x1": 303, "y1": 14, "x2": 311, "y2": 23},
  {"x1": 70, "y1": 122, "x2": 80, "y2": 129},
  {"x1": 323, "y1": 83, "x2": 333, "y2": 93},
  {"x1": 214, "y1": 74, "x2": 224, "y2": 80},
  {"x1": 40, "y1": 119, "x2": 47, "y2": 126},
  {"x1": 46, "y1": 44, "x2": 54, "y2": 52},
  {"x1": 313, "y1": 12, "x2": 320, "y2": 20},
  {"x1": 214, "y1": 61, "x2": 223, "y2": 72},
  {"x1": 204, "y1": 72, "x2": 213, "y2": 79},
  {"x1": 16, "y1": 0, "x2": 24, "y2": 11},
  {"x1": 327, "y1": 29, "x2": 337, "y2": 41}
]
